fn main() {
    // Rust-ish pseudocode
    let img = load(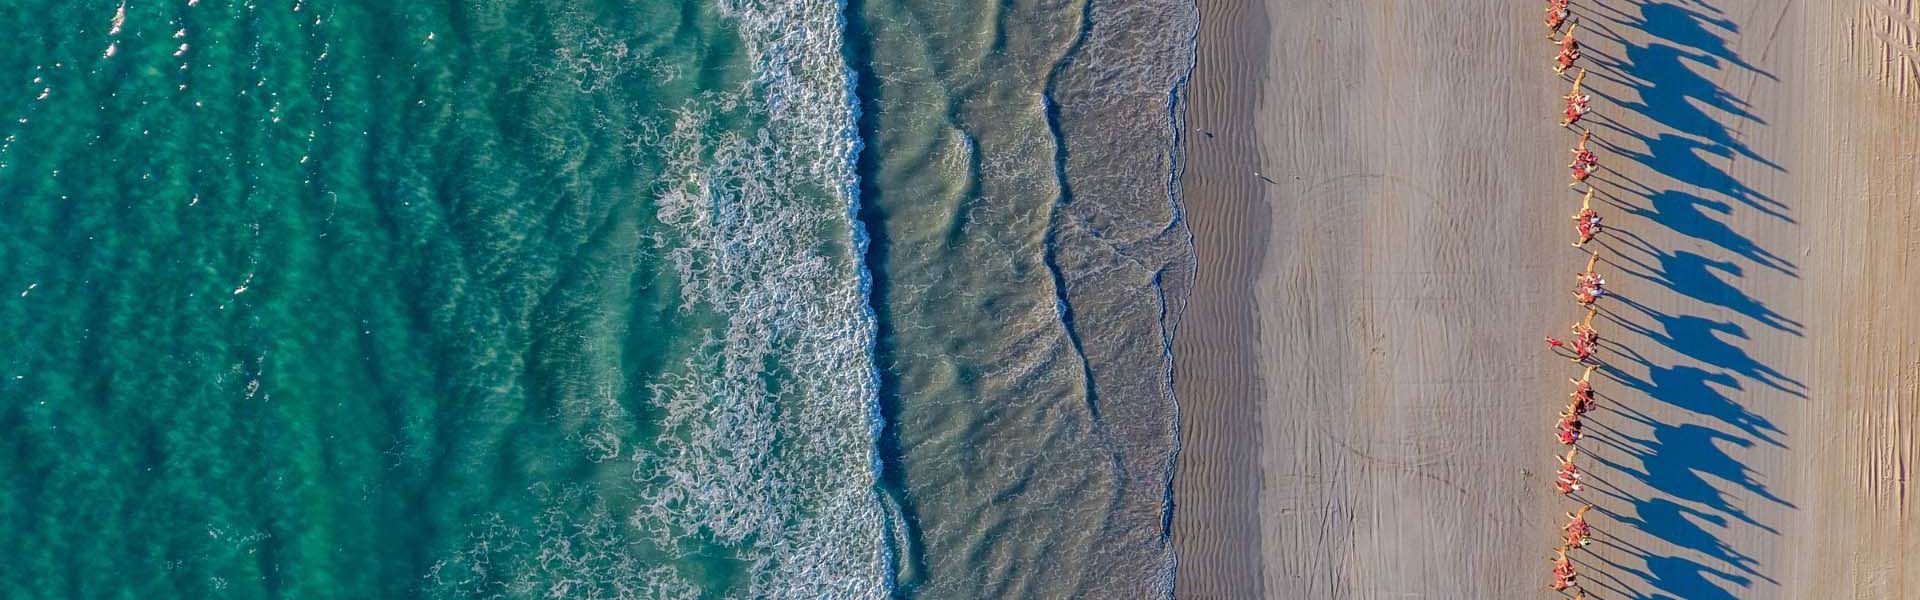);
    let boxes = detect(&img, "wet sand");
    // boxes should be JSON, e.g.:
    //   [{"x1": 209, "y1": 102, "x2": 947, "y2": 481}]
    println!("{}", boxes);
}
[{"x1": 1172, "y1": 1, "x2": 1920, "y2": 598}]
